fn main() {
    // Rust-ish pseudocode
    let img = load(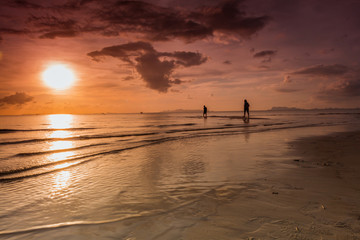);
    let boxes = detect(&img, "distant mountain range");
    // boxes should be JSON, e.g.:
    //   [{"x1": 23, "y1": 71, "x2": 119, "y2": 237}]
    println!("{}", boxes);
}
[
  {"x1": 161, "y1": 109, "x2": 200, "y2": 113},
  {"x1": 270, "y1": 107, "x2": 303, "y2": 111},
  {"x1": 270, "y1": 107, "x2": 360, "y2": 111},
  {"x1": 156, "y1": 107, "x2": 360, "y2": 113}
]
